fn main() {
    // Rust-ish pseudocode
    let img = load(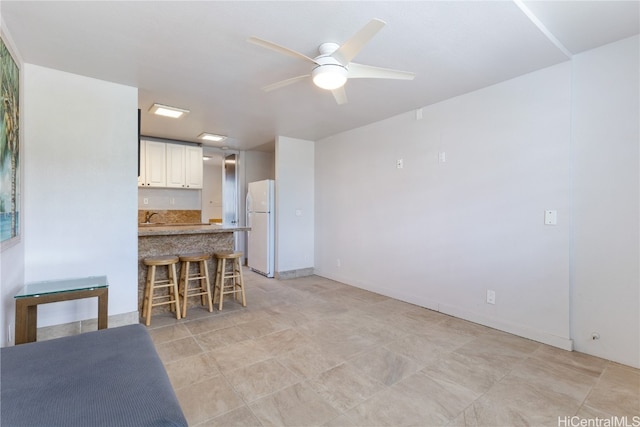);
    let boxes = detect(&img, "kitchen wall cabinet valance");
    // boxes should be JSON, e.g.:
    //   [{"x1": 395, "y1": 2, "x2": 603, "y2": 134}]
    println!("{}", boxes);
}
[{"x1": 139, "y1": 140, "x2": 202, "y2": 189}]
